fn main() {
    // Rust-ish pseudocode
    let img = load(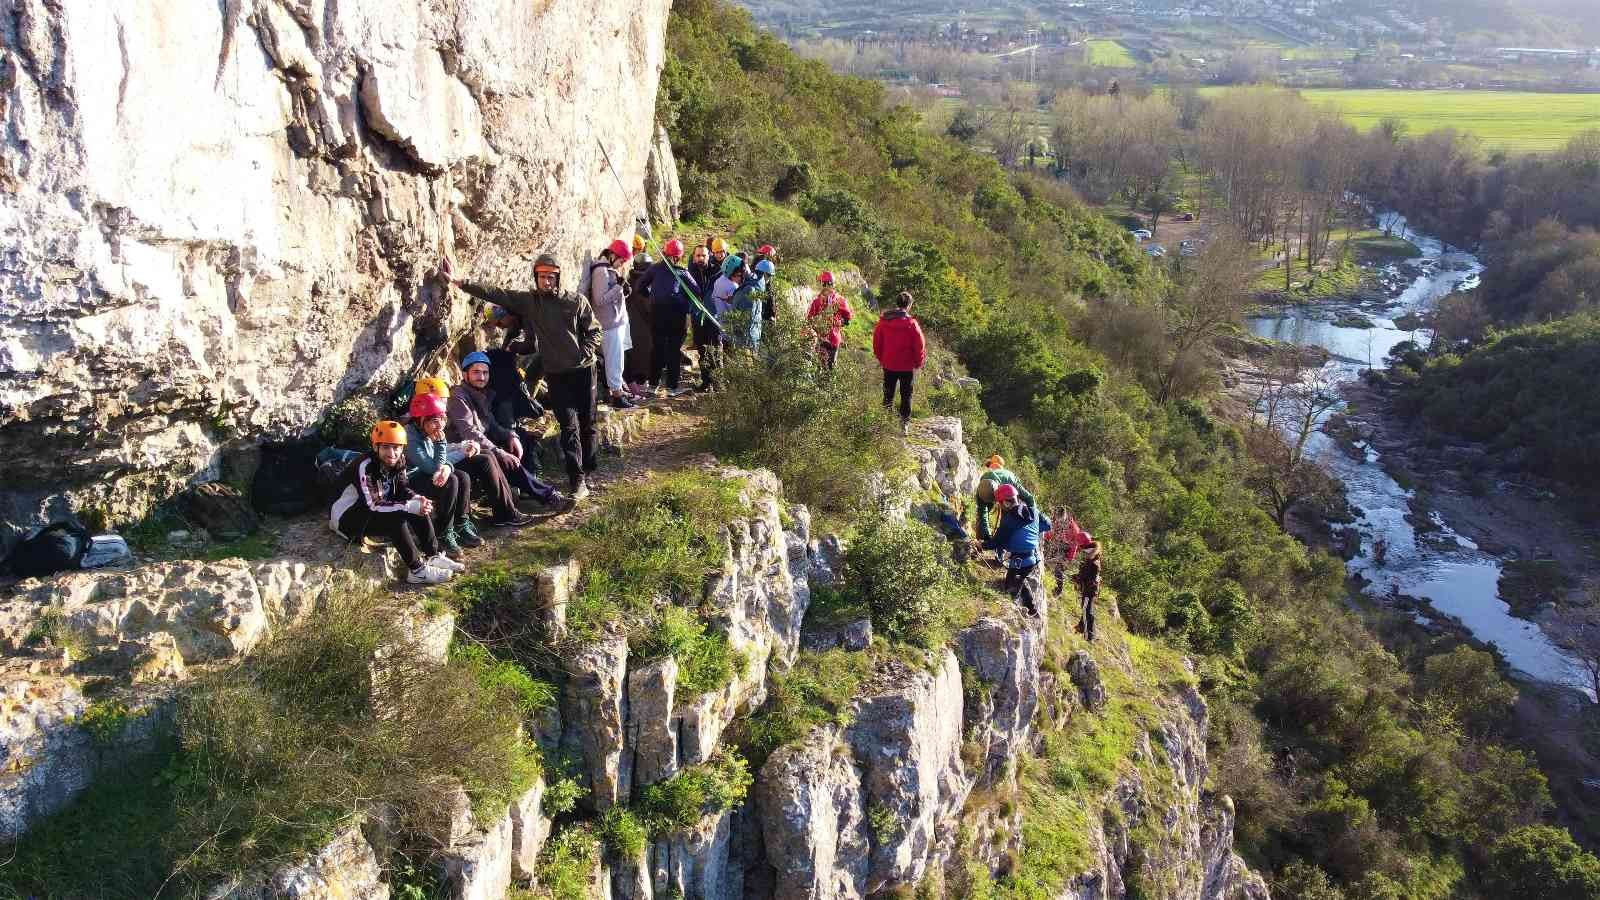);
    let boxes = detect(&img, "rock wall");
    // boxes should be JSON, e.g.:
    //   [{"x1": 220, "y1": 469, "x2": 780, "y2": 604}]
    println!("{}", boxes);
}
[{"x1": 0, "y1": 0, "x2": 674, "y2": 552}]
